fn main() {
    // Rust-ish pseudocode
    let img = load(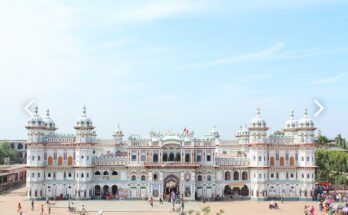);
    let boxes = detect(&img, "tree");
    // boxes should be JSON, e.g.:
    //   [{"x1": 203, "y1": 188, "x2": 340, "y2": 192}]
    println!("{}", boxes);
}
[
  {"x1": 317, "y1": 135, "x2": 329, "y2": 148},
  {"x1": 335, "y1": 134, "x2": 347, "y2": 149},
  {"x1": 0, "y1": 141, "x2": 16, "y2": 164}
]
